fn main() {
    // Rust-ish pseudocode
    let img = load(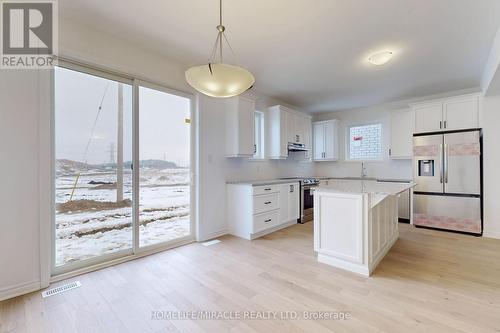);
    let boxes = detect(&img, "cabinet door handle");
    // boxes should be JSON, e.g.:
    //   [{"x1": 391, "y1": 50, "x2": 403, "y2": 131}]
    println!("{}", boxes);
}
[
  {"x1": 264, "y1": 219, "x2": 272, "y2": 223},
  {"x1": 264, "y1": 188, "x2": 271, "y2": 191},
  {"x1": 389, "y1": 148, "x2": 392, "y2": 156},
  {"x1": 289, "y1": 185, "x2": 294, "y2": 192},
  {"x1": 439, "y1": 121, "x2": 442, "y2": 129},
  {"x1": 444, "y1": 120, "x2": 447, "y2": 129},
  {"x1": 264, "y1": 201, "x2": 272, "y2": 204}
]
